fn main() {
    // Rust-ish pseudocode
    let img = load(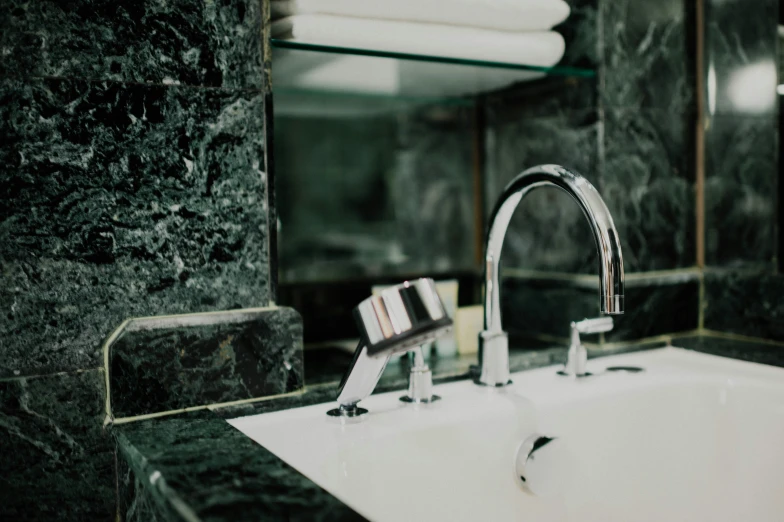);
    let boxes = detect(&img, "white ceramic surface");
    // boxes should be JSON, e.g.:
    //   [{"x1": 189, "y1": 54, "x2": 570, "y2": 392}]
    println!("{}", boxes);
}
[{"x1": 229, "y1": 347, "x2": 784, "y2": 522}]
